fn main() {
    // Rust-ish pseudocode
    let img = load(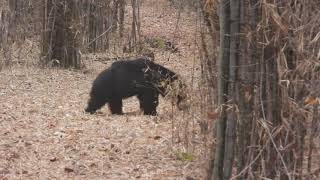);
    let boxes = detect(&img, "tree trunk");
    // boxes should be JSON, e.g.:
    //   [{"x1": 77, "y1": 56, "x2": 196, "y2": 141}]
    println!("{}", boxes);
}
[
  {"x1": 0, "y1": 1, "x2": 10, "y2": 69},
  {"x1": 223, "y1": 0, "x2": 240, "y2": 179},
  {"x1": 112, "y1": 0, "x2": 120, "y2": 31},
  {"x1": 88, "y1": 0, "x2": 105, "y2": 52},
  {"x1": 8, "y1": 0, "x2": 26, "y2": 41},
  {"x1": 236, "y1": 0, "x2": 260, "y2": 179},
  {"x1": 263, "y1": 44, "x2": 282, "y2": 179},
  {"x1": 118, "y1": 0, "x2": 125, "y2": 38},
  {"x1": 212, "y1": 0, "x2": 230, "y2": 179},
  {"x1": 0, "y1": 6, "x2": 9, "y2": 49},
  {"x1": 41, "y1": 0, "x2": 82, "y2": 69},
  {"x1": 130, "y1": 0, "x2": 141, "y2": 52}
]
